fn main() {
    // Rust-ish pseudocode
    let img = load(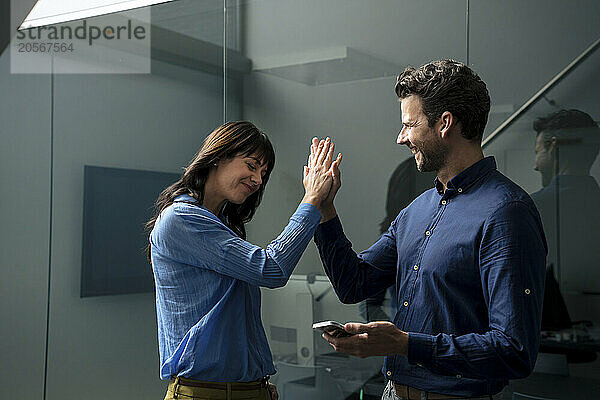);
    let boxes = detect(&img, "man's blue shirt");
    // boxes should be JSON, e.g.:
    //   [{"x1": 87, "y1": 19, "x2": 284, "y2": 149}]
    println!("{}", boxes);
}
[
  {"x1": 150, "y1": 196, "x2": 321, "y2": 382},
  {"x1": 315, "y1": 157, "x2": 547, "y2": 397}
]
